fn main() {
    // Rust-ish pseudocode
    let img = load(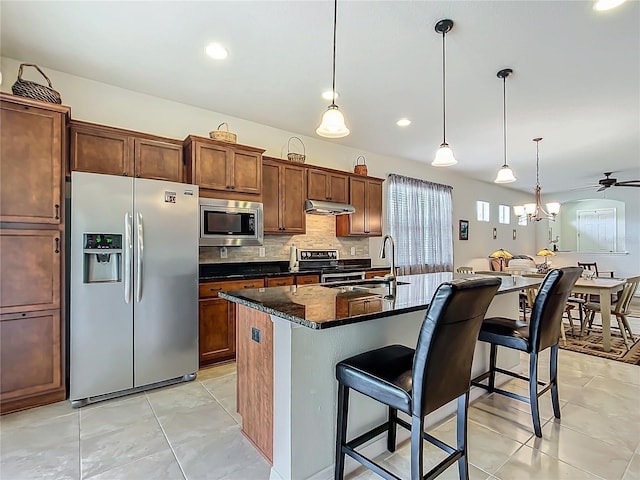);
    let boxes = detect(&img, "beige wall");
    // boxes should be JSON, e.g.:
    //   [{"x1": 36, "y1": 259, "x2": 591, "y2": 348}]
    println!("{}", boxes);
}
[{"x1": 2, "y1": 56, "x2": 545, "y2": 269}]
